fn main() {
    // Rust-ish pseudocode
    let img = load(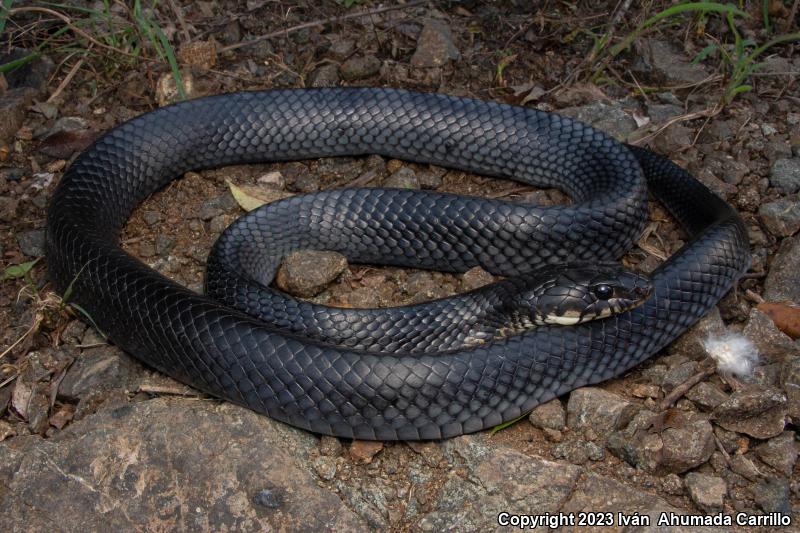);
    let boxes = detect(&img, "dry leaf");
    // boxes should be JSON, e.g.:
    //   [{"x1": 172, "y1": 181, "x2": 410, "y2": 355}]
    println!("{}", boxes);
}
[
  {"x1": 226, "y1": 179, "x2": 292, "y2": 211},
  {"x1": 11, "y1": 378, "x2": 32, "y2": 419},
  {"x1": 757, "y1": 302, "x2": 800, "y2": 339}
]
